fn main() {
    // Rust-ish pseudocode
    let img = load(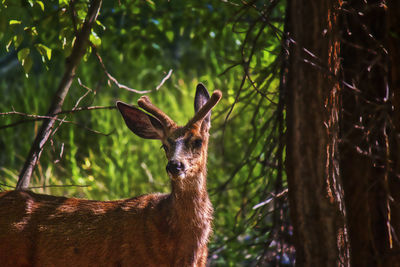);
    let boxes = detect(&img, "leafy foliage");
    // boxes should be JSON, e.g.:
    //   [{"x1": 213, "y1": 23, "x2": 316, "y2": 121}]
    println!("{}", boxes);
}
[{"x1": 0, "y1": 0, "x2": 290, "y2": 265}]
